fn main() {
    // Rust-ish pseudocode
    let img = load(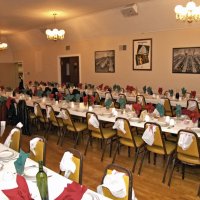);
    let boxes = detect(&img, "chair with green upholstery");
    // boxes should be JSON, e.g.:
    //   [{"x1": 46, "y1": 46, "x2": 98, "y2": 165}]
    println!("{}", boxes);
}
[
  {"x1": 168, "y1": 129, "x2": 200, "y2": 196},
  {"x1": 112, "y1": 117, "x2": 145, "y2": 172},
  {"x1": 60, "y1": 108, "x2": 87, "y2": 148},
  {"x1": 84, "y1": 112, "x2": 116, "y2": 161},
  {"x1": 138, "y1": 122, "x2": 176, "y2": 183},
  {"x1": 60, "y1": 148, "x2": 83, "y2": 184}
]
